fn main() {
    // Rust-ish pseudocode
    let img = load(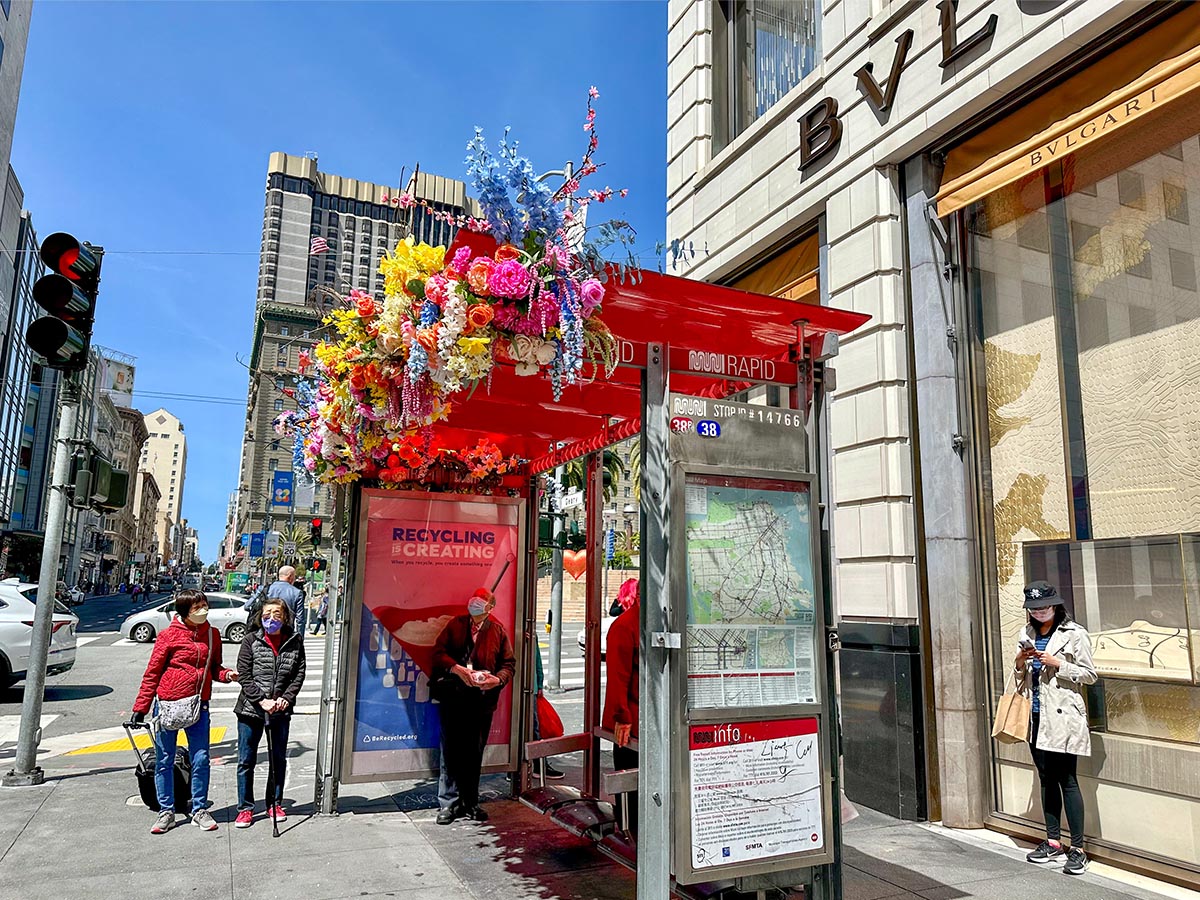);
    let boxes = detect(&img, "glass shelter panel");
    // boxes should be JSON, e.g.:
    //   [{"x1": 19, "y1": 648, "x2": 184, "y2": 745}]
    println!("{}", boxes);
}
[{"x1": 684, "y1": 473, "x2": 818, "y2": 710}]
